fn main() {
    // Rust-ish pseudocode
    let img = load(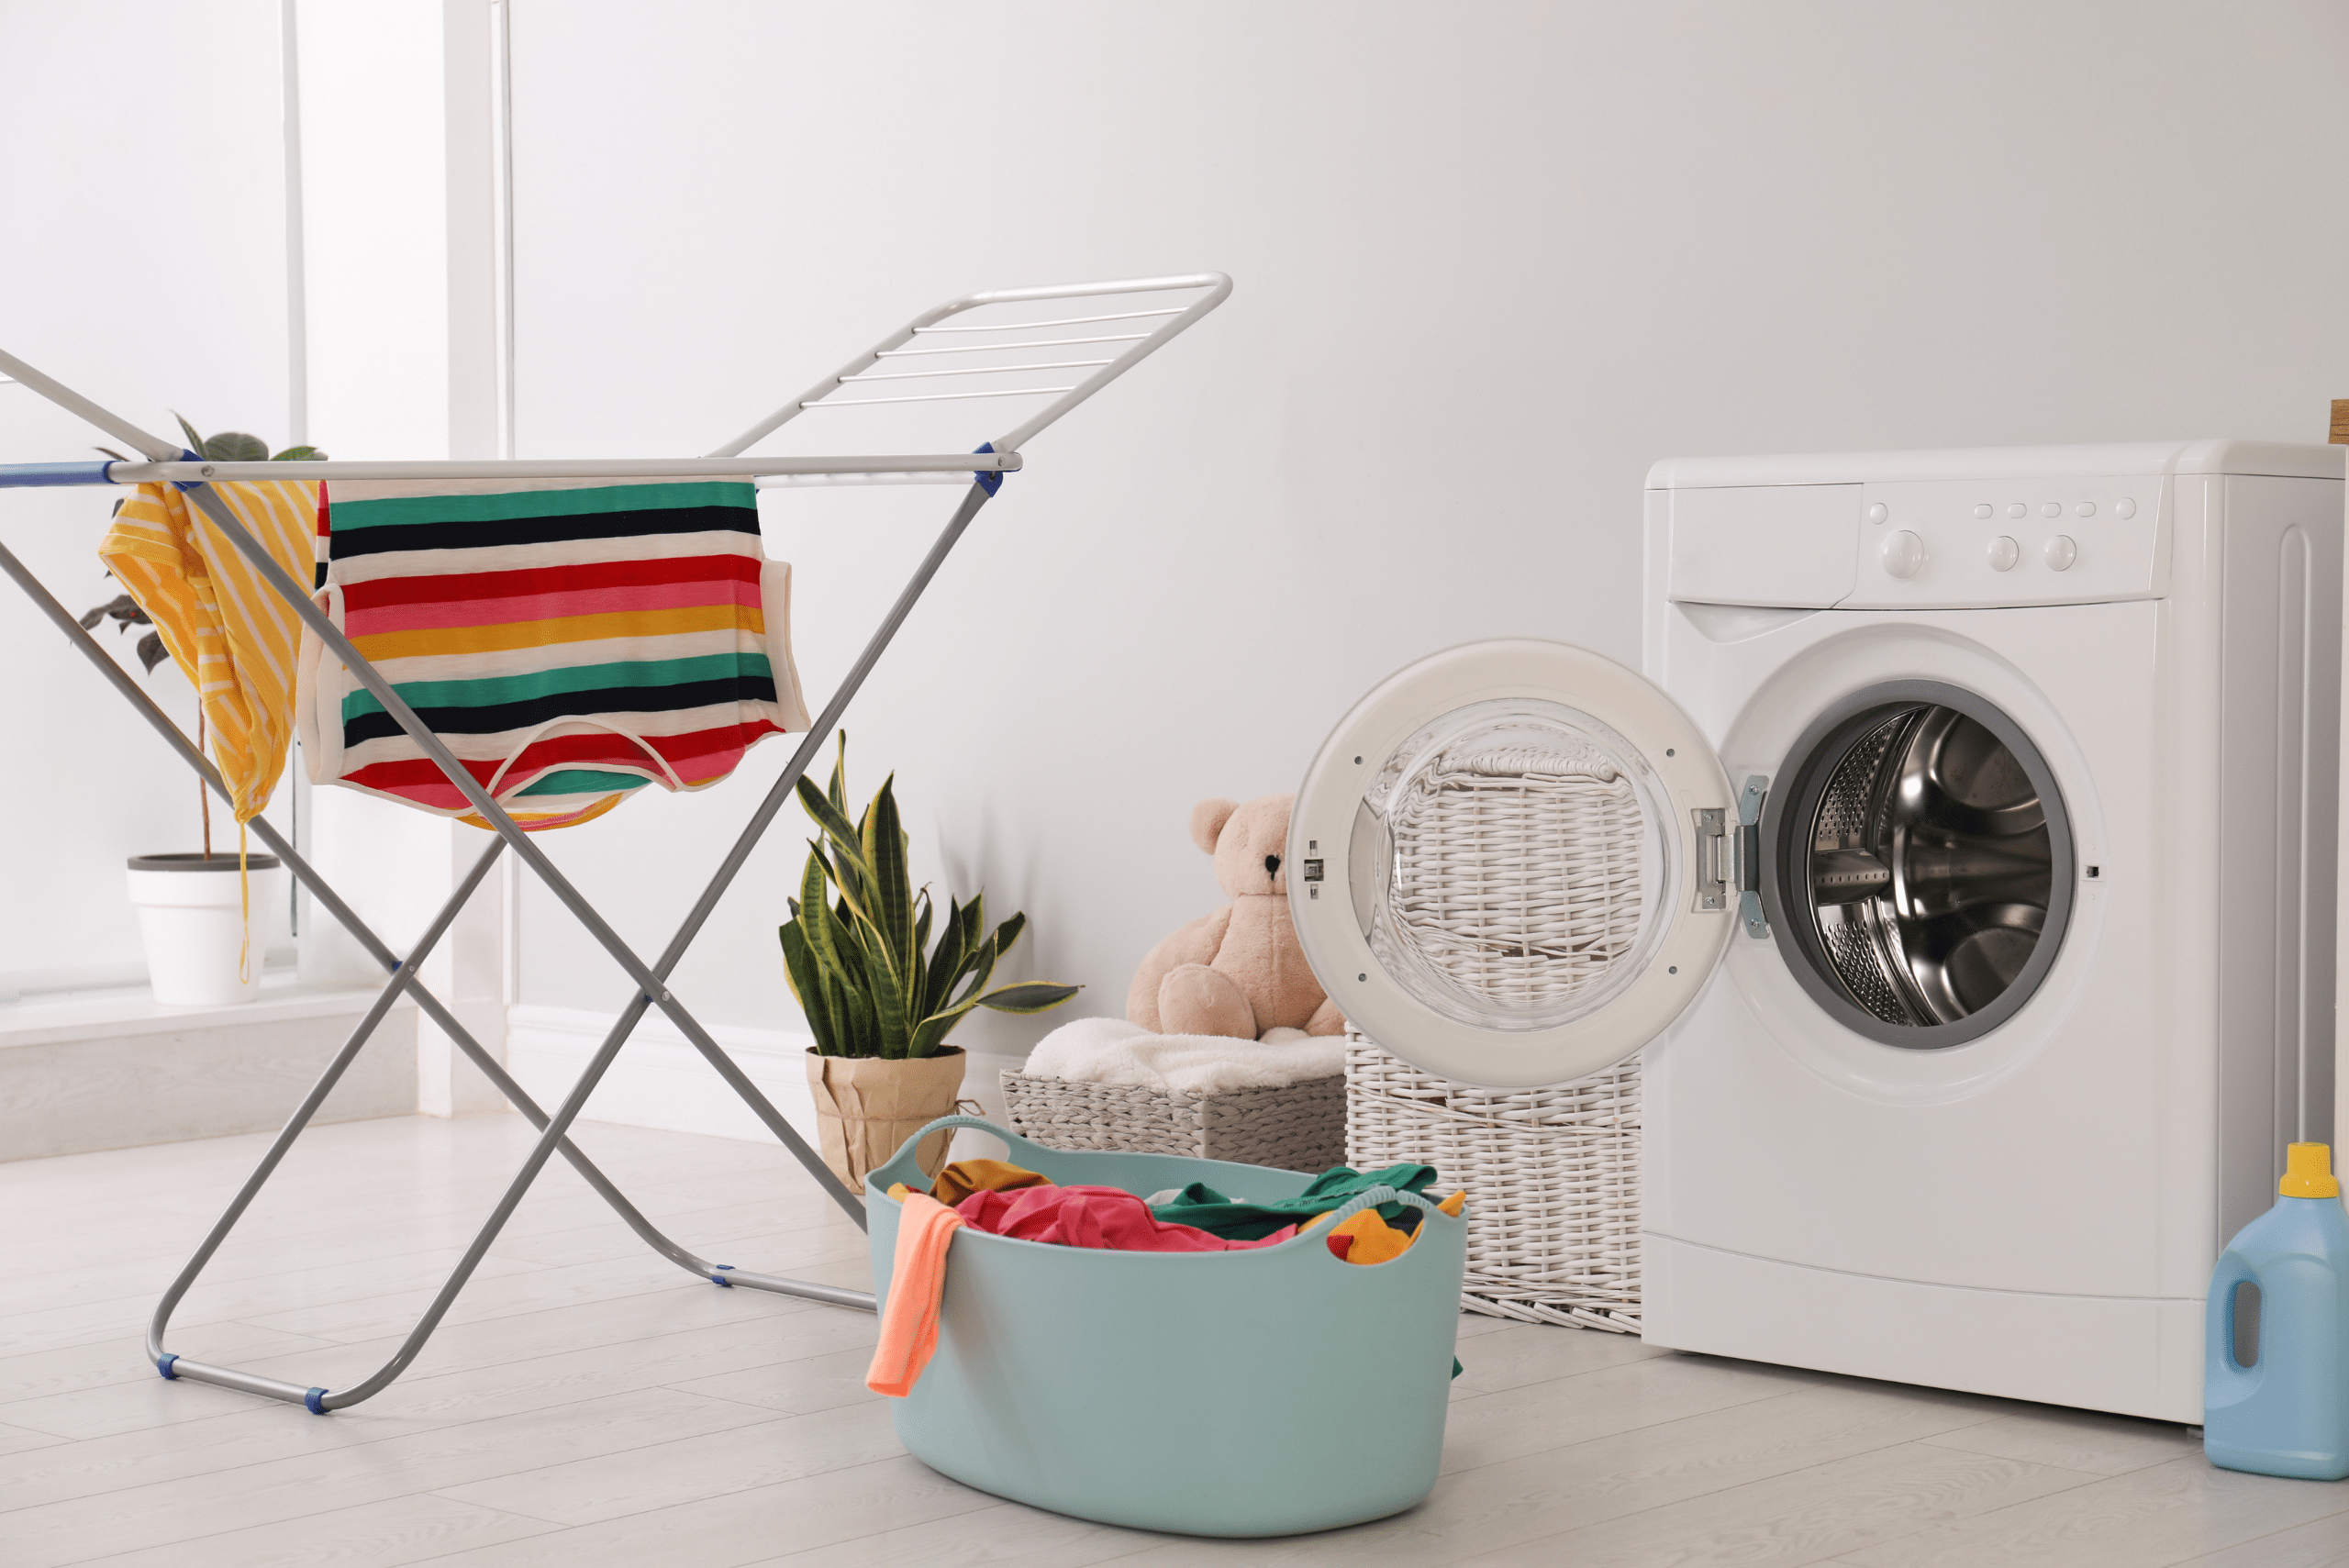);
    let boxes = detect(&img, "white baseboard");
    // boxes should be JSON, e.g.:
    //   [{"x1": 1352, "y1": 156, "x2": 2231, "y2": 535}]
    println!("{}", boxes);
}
[{"x1": 505, "y1": 1004, "x2": 1027, "y2": 1160}]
